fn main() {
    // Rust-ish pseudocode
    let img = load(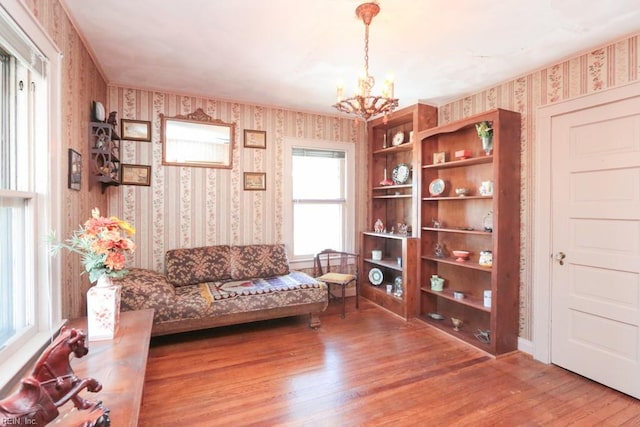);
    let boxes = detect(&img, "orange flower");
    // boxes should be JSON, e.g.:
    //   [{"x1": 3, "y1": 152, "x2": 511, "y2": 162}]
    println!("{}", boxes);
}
[
  {"x1": 105, "y1": 251, "x2": 125, "y2": 270},
  {"x1": 116, "y1": 238, "x2": 136, "y2": 251},
  {"x1": 84, "y1": 216, "x2": 119, "y2": 236},
  {"x1": 100, "y1": 229, "x2": 122, "y2": 243},
  {"x1": 90, "y1": 238, "x2": 114, "y2": 255}
]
